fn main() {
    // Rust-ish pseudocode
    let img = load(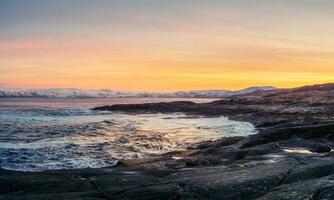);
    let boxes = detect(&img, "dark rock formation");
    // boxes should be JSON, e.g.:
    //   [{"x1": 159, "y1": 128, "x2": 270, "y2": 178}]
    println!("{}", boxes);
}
[{"x1": 93, "y1": 83, "x2": 334, "y2": 127}]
